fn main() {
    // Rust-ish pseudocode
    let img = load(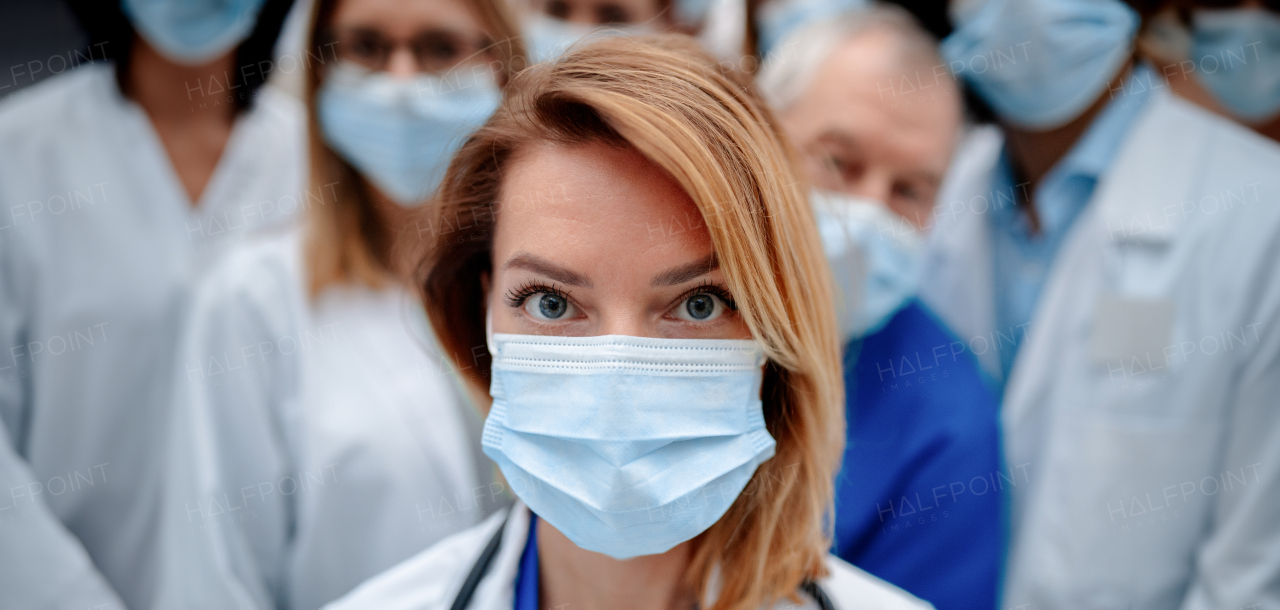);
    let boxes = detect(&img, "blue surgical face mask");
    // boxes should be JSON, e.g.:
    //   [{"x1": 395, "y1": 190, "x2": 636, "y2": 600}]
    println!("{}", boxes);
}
[
  {"x1": 812, "y1": 190, "x2": 923, "y2": 342},
  {"x1": 524, "y1": 13, "x2": 658, "y2": 63},
  {"x1": 482, "y1": 331, "x2": 775, "y2": 559},
  {"x1": 122, "y1": 0, "x2": 267, "y2": 66},
  {"x1": 317, "y1": 62, "x2": 501, "y2": 207},
  {"x1": 1192, "y1": 9, "x2": 1280, "y2": 124},
  {"x1": 941, "y1": 0, "x2": 1139, "y2": 130}
]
